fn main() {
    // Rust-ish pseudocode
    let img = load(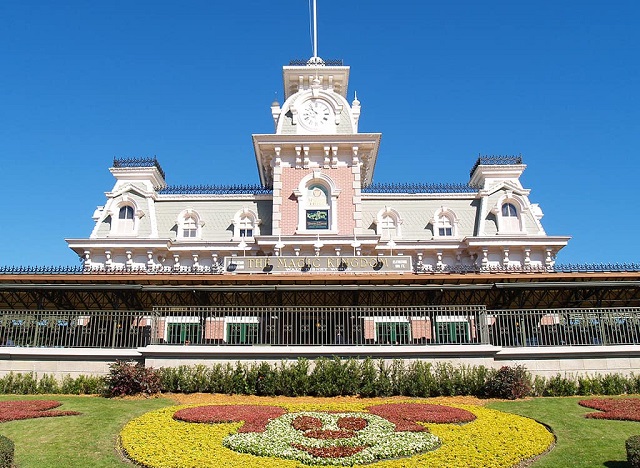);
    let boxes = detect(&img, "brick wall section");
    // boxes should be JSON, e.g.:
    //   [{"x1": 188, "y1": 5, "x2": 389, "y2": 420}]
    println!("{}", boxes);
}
[
  {"x1": 280, "y1": 166, "x2": 356, "y2": 235},
  {"x1": 410, "y1": 318, "x2": 432, "y2": 340},
  {"x1": 204, "y1": 319, "x2": 225, "y2": 341}
]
